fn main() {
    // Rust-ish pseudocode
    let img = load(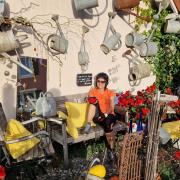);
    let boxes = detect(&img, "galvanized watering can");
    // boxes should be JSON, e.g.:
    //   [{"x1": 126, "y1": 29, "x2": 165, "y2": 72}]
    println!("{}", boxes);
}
[
  {"x1": 100, "y1": 12, "x2": 121, "y2": 54},
  {"x1": 153, "y1": 0, "x2": 170, "y2": 20},
  {"x1": 0, "y1": 30, "x2": 19, "y2": 53},
  {"x1": 73, "y1": 0, "x2": 108, "y2": 16},
  {"x1": 47, "y1": 15, "x2": 68, "y2": 55},
  {"x1": 129, "y1": 62, "x2": 151, "y2": 82},
  {"x1": 78, "y1": 26, "x2": 89, "y2": 72},
  {"x1": 164, "y1": 18, "x2": 180, "y2": 34}
]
